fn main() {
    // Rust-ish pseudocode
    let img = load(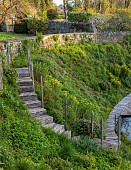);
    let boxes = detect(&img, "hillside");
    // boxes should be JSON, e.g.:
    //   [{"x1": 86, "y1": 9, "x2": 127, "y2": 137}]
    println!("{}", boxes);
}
[
  {"x1": 0, "y1": 37, "x2": 131, "y2": 169},
  {"x1": 14, "y1": 38, "x2": 131, "y2": 126}
]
